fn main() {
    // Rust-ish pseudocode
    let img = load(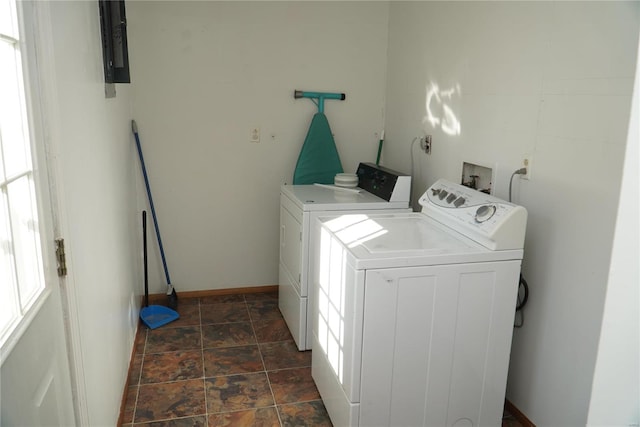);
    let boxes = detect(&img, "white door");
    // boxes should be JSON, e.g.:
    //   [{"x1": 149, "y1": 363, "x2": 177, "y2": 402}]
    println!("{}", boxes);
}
[{"x1": 0, "y1": 1, "x2": 75, "y2": 425}]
